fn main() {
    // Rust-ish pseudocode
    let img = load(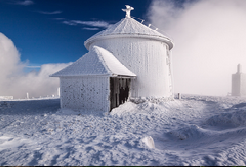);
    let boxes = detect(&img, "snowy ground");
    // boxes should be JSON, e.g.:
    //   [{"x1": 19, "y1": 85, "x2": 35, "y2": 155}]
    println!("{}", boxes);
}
[{"x1": 1, "y1": 94, "x2": 246, "y2": 166}]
